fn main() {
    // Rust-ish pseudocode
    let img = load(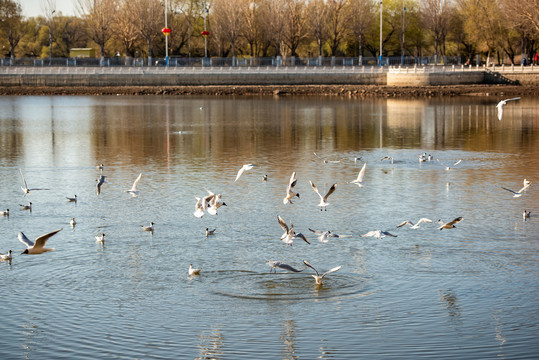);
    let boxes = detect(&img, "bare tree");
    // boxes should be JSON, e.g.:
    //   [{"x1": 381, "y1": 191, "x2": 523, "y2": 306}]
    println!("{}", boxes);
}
[
  {"x1": 240, "y1": 0, "x2": 260, "y2": 62},
  {"x1": 259, "y1": 0, "x2": 287, "y2": 57},
  {"x1": 346, "y1": 0, "x2": 375, "y2": 60},
  {"x1": 130, "y1": 0, "x2": 163, "y2": 64},
  {"x1": 113, "y1": 0, "x2": 138, "y2": 58},
  {"x1": 420, "y1": 0, "x2": 453, "y2": 60},
  {"x1": 500, "y1": 0, "x2": 539, "y2": 36},
  {"x1": 282, "y1": 0, "x2": 307, "y2": 58},
  {"x1": 306, "y1": 0, "x2": 328, "y2": 58},
  {"x1": 326, "y1": 0, "x2": 348, "y2": 56},
  {"x1": 212, "y1": 0, "x2": 244, "y2": 64},
  {"x1": 78, "y1": 0, "x2": 116, "y2": 64}
]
